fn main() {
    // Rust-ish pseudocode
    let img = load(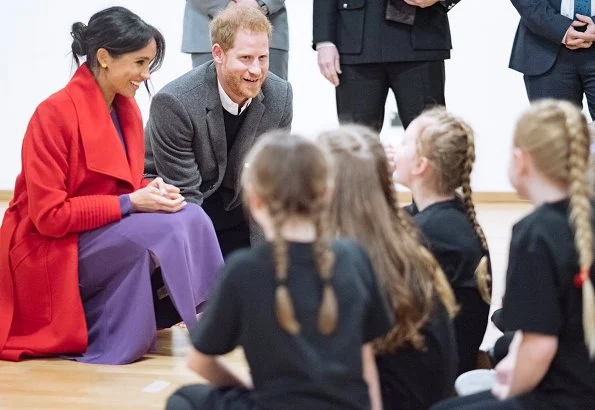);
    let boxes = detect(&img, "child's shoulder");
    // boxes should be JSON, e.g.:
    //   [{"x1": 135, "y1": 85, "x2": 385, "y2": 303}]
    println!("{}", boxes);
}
[
  {"x1": 331, "y1": 238, "x2": 377, "y2": 284},
  {"x1": 414, "y1": 201, "x2": 471, "y2": 241},
  {"x1": 515, "y1": 200, "x2": 570, "y2": 232},
  {"x1": 512, "y1": 199, "x2": 580, "y2": 246},
  {"x1": 221, "y1": 244, "x2": 272, "y2": 282},
  {"x1": 331, "y1": 238, "x2": 369, "y2": 263}
]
